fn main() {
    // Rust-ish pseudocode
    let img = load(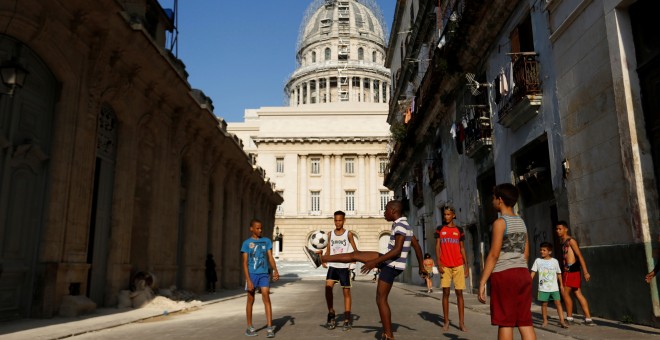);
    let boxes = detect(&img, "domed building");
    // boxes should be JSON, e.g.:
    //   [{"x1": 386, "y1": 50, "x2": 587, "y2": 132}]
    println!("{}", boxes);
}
[
  {"x1": 286, "y1": 0, "x2": 390, "y2": 106},
  {"x1": 228, "y1": 0, "x2": 394, "y2": 263}
]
